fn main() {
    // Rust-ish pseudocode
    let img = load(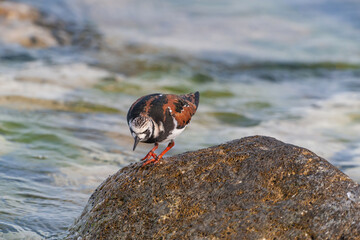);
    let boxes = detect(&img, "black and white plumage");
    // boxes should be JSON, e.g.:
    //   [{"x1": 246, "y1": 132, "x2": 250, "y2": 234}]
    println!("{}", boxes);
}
[{"x1": 127, "y1": 92, "x2": 200, "y2": 166}]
